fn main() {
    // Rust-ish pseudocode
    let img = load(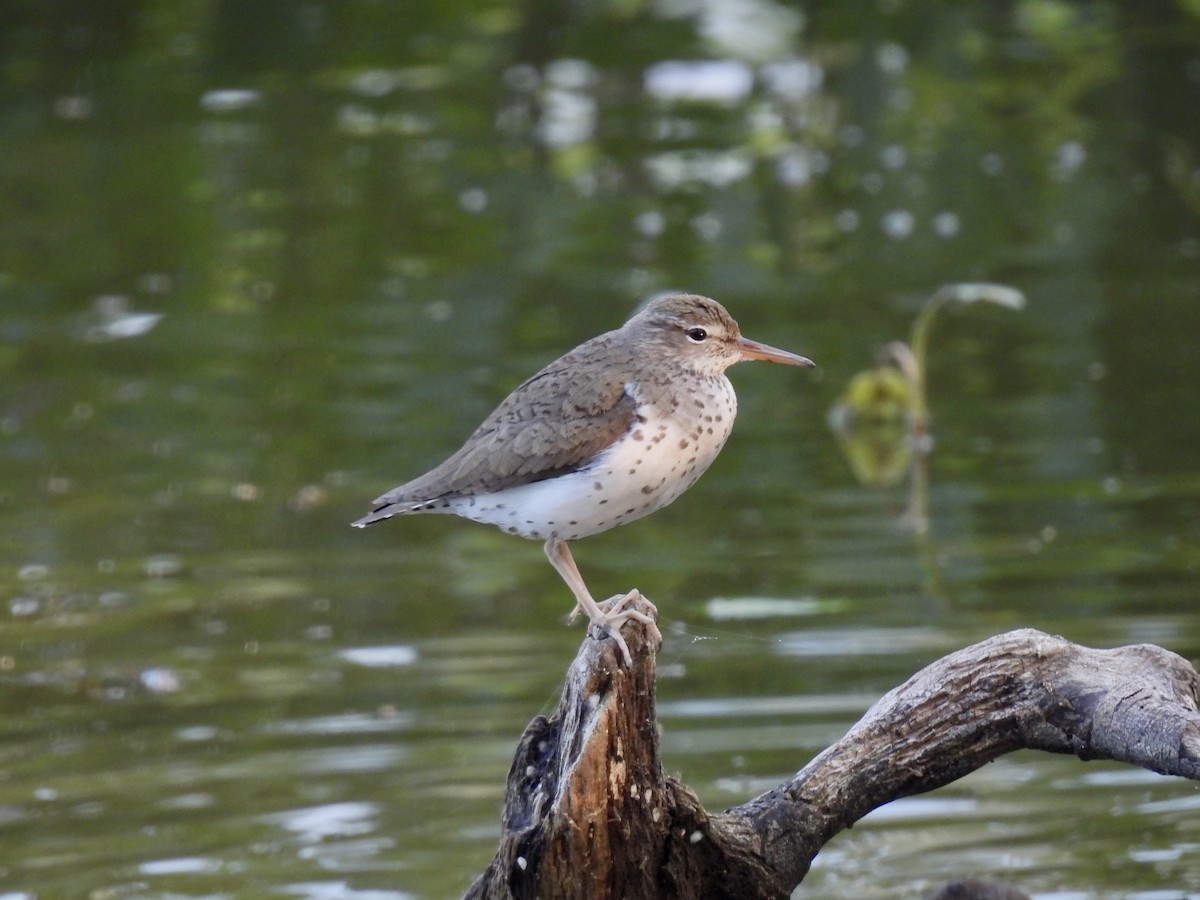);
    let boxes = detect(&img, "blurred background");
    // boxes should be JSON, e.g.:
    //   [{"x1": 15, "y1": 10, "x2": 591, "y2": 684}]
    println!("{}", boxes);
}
[{"x1": 2, "y1": 1, "x2": 1200, "y2": 897}]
